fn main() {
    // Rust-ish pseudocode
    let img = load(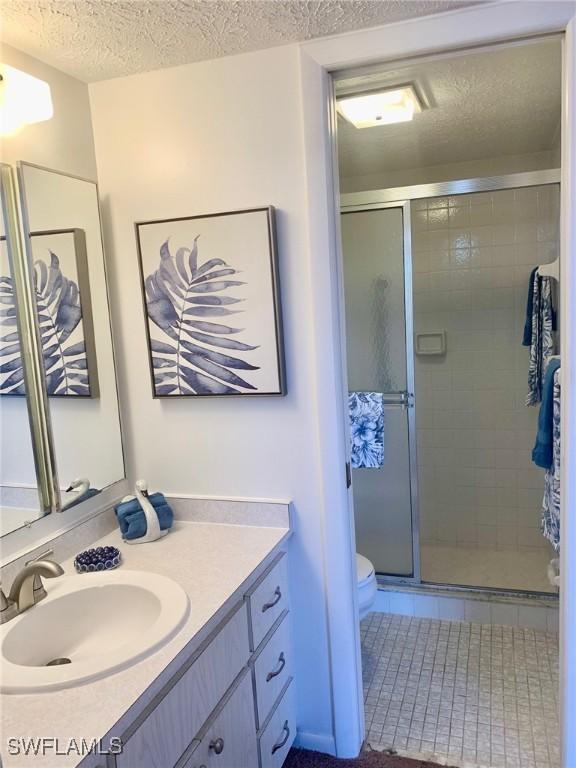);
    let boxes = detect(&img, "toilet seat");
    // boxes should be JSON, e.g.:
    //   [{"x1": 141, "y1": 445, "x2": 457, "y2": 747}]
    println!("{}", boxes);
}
[
  {"x1": 356, "y1": 553, "x2": 375, "y2": 586},
  {"x1": 356, "y1": 553, "x2": 377, "y2": 620}
]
